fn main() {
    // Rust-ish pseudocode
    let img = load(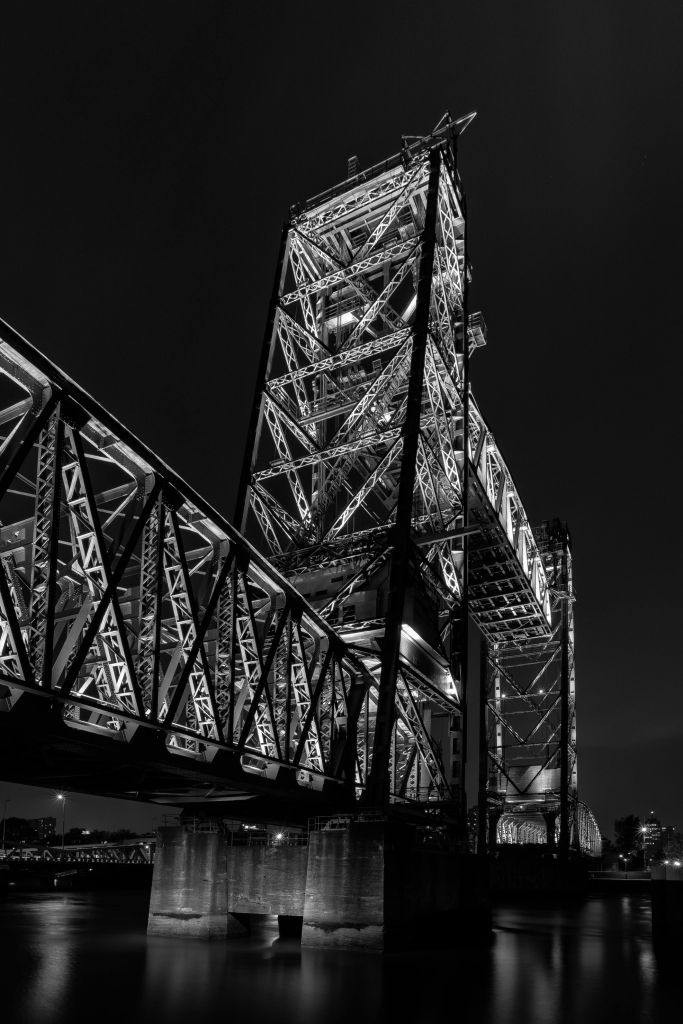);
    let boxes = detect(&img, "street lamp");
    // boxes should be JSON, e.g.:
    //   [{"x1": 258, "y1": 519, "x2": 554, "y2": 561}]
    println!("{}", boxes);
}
[
  {"x1": 1, "y1": 797, "x2": 10, "y2": 856},
  {"x1": 56, "y1": 793, "x2": 66, "y2": 857}
]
